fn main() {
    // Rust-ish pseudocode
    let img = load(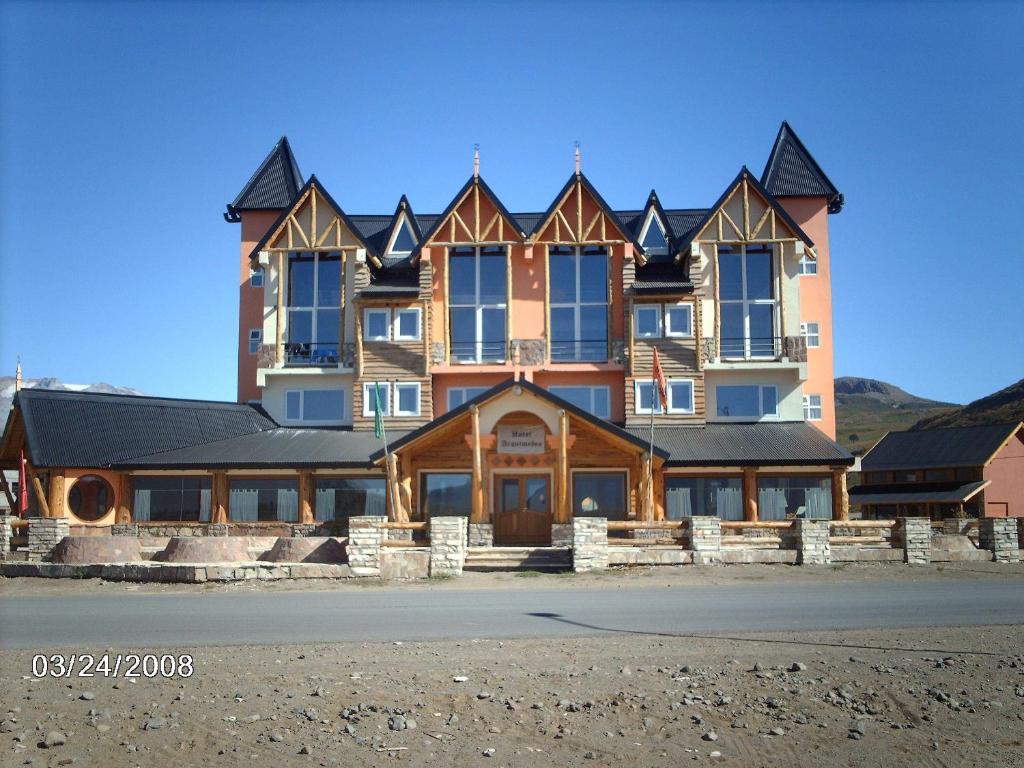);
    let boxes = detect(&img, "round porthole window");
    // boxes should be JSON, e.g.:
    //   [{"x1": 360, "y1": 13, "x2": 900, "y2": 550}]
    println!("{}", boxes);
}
[{"x1": 68, "y1": 475, "x2": 114, "y2": 522}]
